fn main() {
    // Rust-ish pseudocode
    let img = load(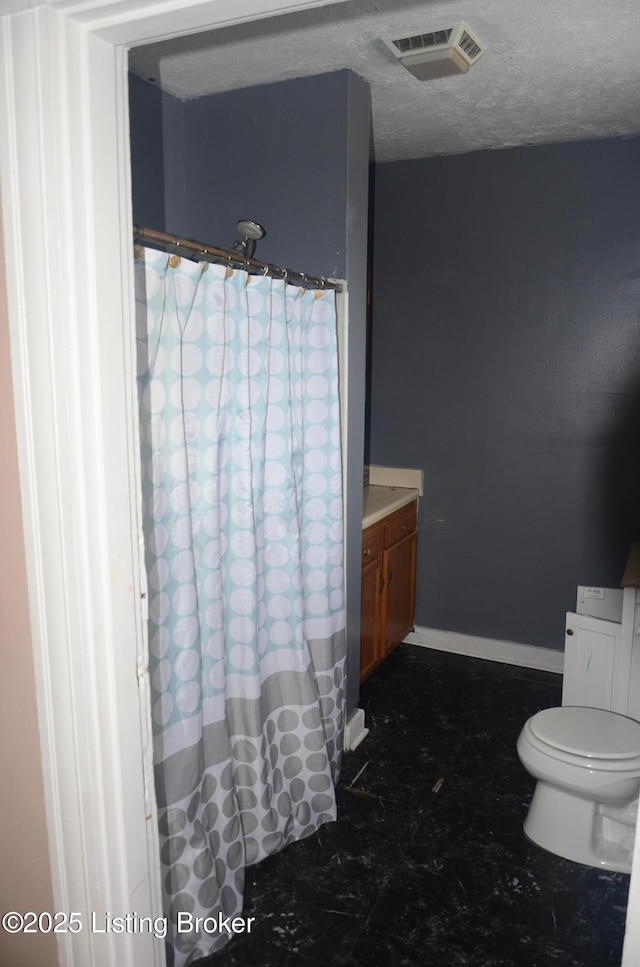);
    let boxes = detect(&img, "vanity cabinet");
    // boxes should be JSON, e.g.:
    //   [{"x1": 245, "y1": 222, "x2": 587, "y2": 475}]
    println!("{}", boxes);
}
[
  {"x1": 360, "y1": 500, "x2": 417, "y2": 682},
  {"x1": 562, "y1": 546, "x2": 640, "y2": 720}
]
